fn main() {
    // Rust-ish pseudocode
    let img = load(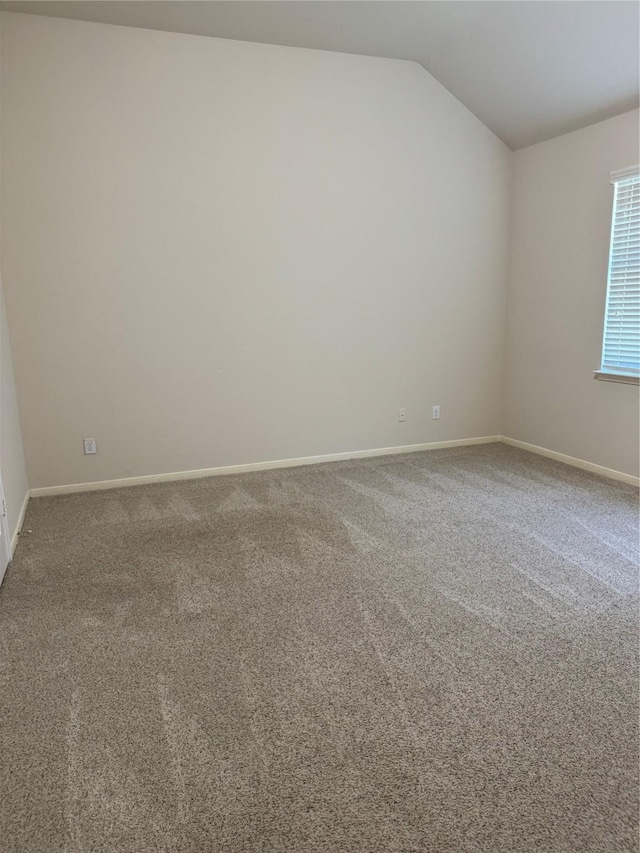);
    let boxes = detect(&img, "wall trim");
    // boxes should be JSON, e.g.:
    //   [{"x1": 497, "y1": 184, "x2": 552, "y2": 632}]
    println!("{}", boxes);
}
[
  {"x1": 500, "y1": 436, "x2": 639, "y2": 487},
  {"x1": 29, "y1": 435, "x2": 501, "y2": 497},
  {"x1": 11, "y1": 490, "x2": 30, "y2": 555},
  {"x1": 26, "y1": 435, "x2": 639, "y2": 499}
]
